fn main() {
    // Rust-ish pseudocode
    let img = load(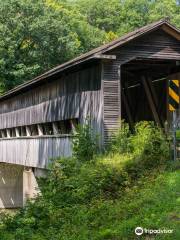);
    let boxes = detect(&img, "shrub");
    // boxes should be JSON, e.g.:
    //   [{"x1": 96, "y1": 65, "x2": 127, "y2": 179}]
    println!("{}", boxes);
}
[
  {"x1": 109, "y1": 120, "x2": 131, "y2": 154},
  {"x1": 0, "y1": 121, "x2": 171, "y2": 240},
  {"x1": 131, "y1": 121, "x2": 169, "y2": 165},
  {"x1": 72, "y1": 121, "x2": 99, "y2": 162},
  {"x1": 131, "y1": 121, "x2": 169, "y2": 158},
  {"x1": 123, "y1": 122, "x2": 169, "y2": 180},
  {"x1": 108, "y1": 121, "x2": 170, "y2": 180},
  {"x1": 109, "y1": 121, "x2": 169, "y2": 163}
]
